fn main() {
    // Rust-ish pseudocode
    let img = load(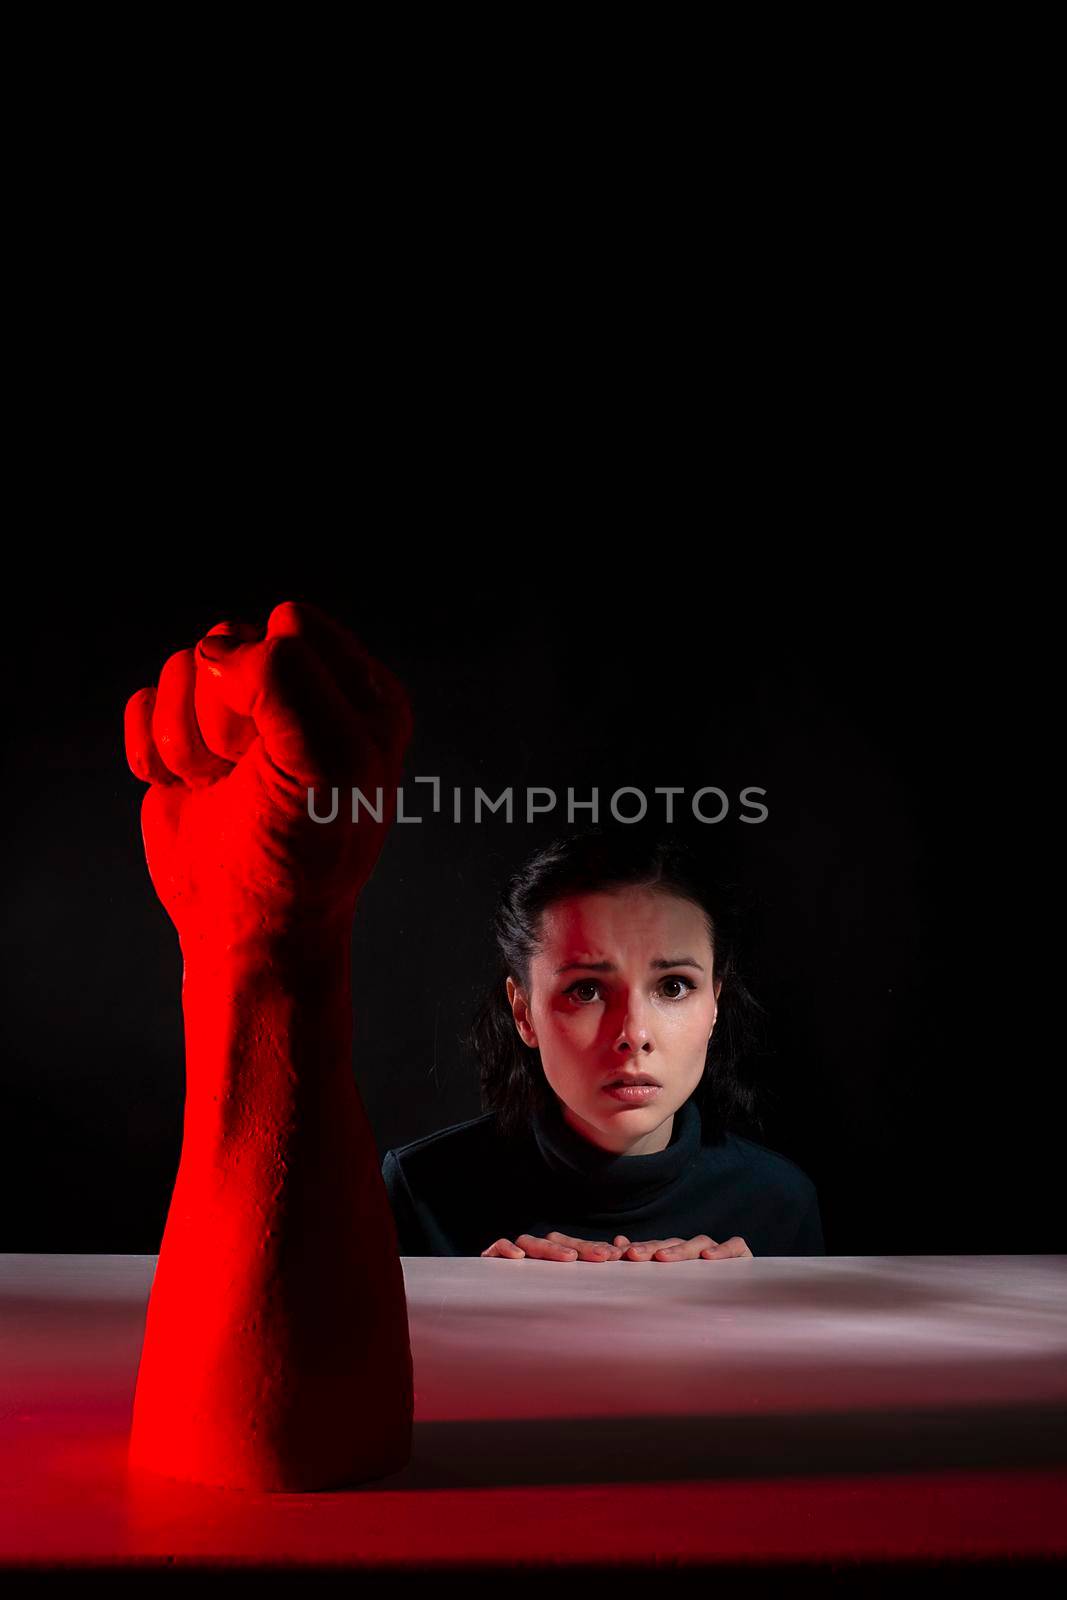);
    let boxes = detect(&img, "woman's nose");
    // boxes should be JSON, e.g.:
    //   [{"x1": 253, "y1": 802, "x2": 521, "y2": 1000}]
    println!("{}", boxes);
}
[{"x1": 613, "y1": 994, "x2": 654, "y2": 1053}]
